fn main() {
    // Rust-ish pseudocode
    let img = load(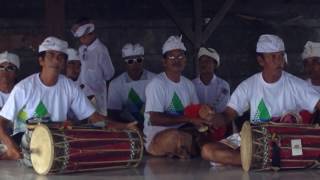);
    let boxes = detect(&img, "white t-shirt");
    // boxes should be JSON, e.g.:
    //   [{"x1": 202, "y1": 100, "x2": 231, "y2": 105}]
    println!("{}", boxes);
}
[
  {"x1": 0, "y1": 91, "x2": 9, "y2": 109},
  {"x1": 0, "y1": 73, "x2": 96, "y2": 134},
  {"x1": 193, "y1": 75, "x2": 230, "y2": 113},
  {"x1": 228, "y1": 71, "x2": 320, "y2": 124},
  {"x1": 79, "y1": 38, "x2": 115, "y2": 115},
  {"x1": 108, "y1": 70, "x2": 156, "y2": 122},
  {"x1": 143, "y1": 72, "x2": 199, "y2": 149},
  {"x1": 306, "y1": 79, "x2": 320, "y2": 94}
]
